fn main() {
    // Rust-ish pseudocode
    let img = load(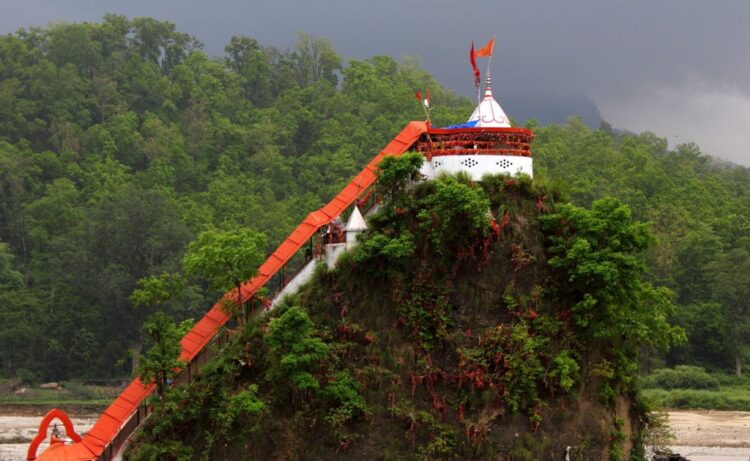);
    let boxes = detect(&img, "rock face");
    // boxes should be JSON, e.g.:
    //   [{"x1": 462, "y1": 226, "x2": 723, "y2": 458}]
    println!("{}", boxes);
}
[{"x1": 127, "y1": 173, "x2": 676, "y2": 461}]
